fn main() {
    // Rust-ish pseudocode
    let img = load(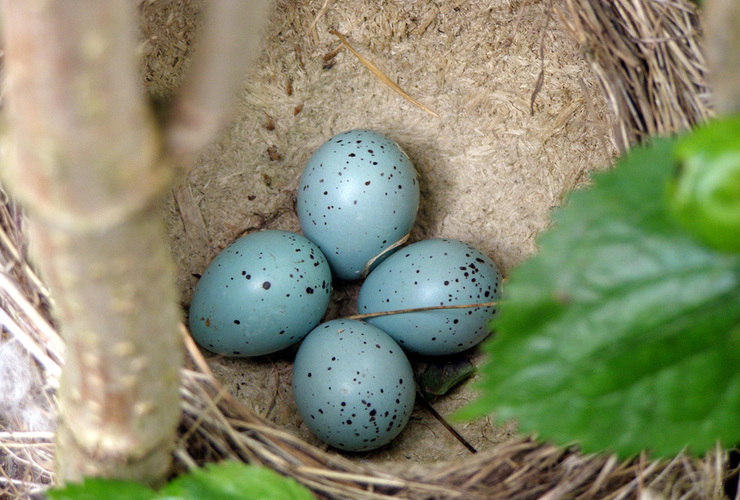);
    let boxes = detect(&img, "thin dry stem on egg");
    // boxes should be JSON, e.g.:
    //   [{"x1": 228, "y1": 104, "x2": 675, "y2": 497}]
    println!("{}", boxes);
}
[{"x1": 345, "y1": 301, "x2": 500, "y2": 321}]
